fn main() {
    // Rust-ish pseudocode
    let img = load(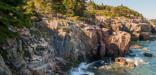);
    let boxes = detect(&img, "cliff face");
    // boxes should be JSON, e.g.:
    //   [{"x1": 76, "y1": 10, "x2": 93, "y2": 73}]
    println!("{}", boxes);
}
[
  {"x1": 97, "y1": 16, "x2": 155, "y2": 40},
  {"x1": 0, "y1": 17, "x2": 154, "y2": 75}
]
